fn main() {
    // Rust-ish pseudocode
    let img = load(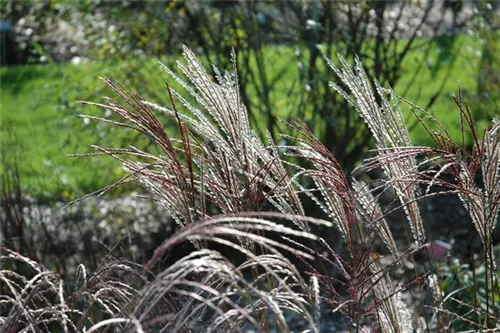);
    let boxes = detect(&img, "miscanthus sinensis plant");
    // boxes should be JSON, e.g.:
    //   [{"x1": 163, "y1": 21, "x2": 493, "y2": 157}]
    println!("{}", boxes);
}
[{"x1": 1, "y1": 46, "x2": 499, "y2": 332}]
